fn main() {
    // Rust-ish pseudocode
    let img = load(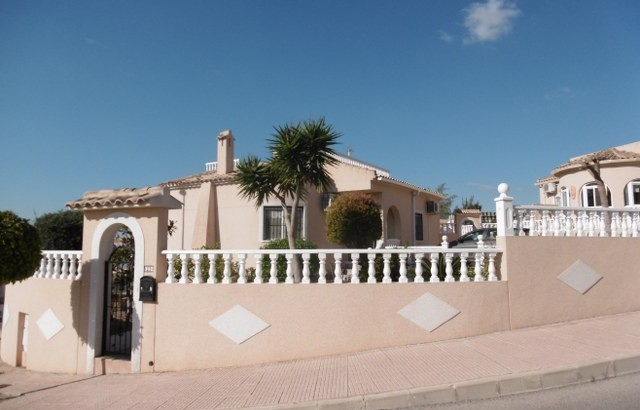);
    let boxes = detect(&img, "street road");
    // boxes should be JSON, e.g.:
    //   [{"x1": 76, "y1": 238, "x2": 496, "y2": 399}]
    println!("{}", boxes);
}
[{"x1": 409, "y1": 372, "x2": 640, "y2": 410}]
